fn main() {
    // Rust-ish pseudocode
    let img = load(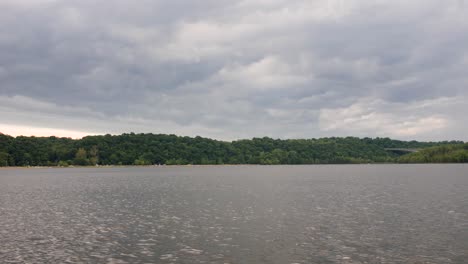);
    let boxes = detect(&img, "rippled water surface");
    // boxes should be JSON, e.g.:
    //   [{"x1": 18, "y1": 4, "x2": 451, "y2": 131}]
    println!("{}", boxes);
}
[{"x1": 1, "y1": 165, "x2": 467, "y2": 263}]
